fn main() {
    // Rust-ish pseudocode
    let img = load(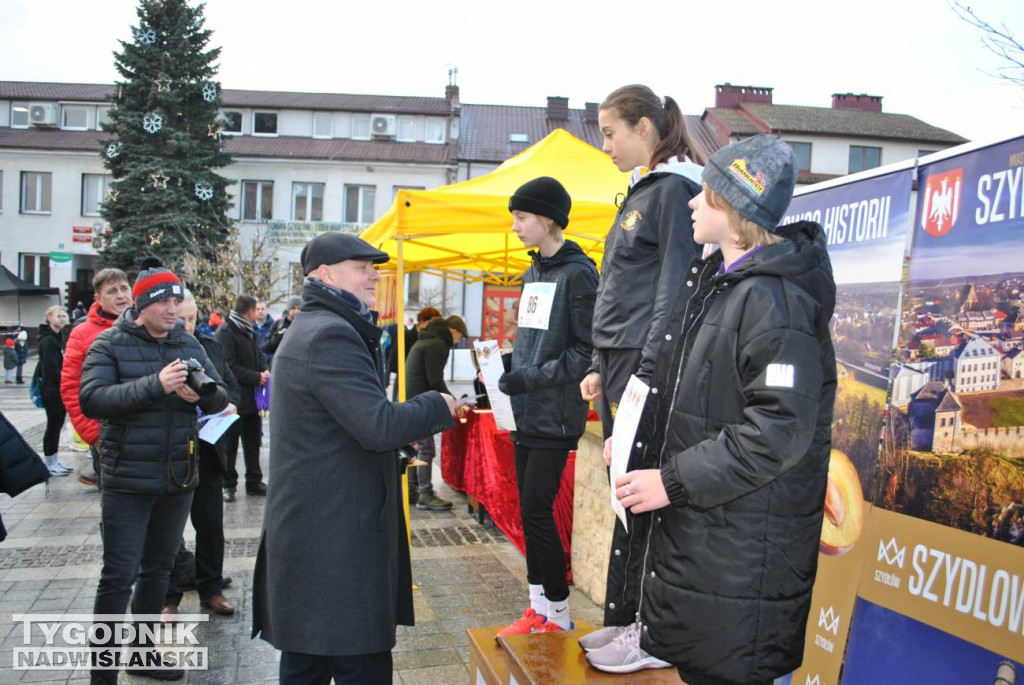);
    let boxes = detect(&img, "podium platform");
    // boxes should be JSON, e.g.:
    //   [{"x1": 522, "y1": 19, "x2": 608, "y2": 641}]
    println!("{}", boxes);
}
[{"x1": 468, "y1": 622, "x2": 684, "y2": 684}]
